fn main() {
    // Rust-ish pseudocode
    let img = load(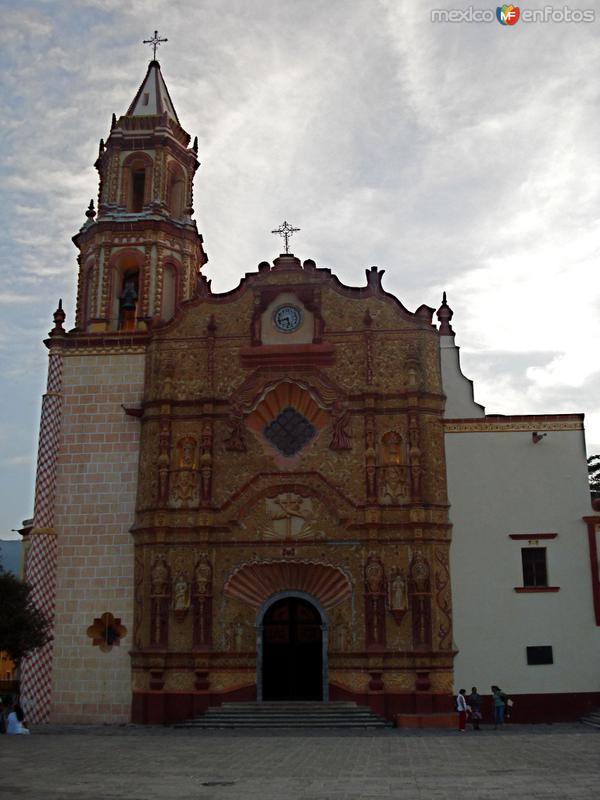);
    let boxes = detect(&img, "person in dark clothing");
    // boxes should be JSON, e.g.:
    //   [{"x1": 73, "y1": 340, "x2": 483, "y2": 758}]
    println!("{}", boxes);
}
[{"x1": 467, "y1": 686, "x2": 482, "y2": 730}]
